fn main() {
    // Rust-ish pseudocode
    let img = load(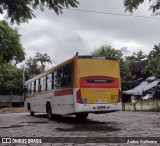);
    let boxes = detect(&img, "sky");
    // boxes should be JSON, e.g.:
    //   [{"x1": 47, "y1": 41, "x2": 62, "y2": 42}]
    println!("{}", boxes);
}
[{"x1": 2, "y1": 0, "x2": 160, "y2": 68}]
